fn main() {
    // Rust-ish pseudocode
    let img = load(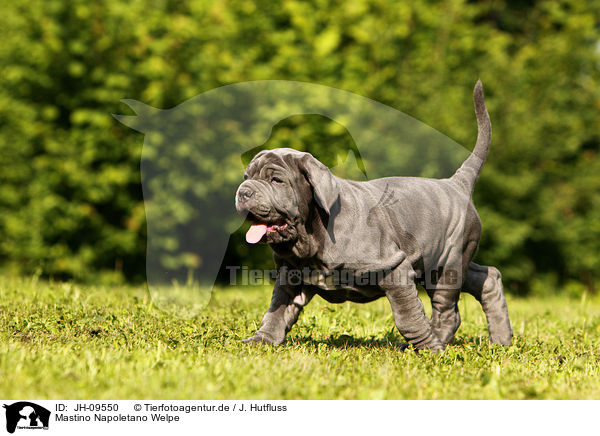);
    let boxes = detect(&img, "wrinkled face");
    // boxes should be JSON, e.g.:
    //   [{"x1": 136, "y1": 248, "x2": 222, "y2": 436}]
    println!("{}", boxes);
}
[{"x1": 235, "y1": 149, "x2": 310, "y2": 245}]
